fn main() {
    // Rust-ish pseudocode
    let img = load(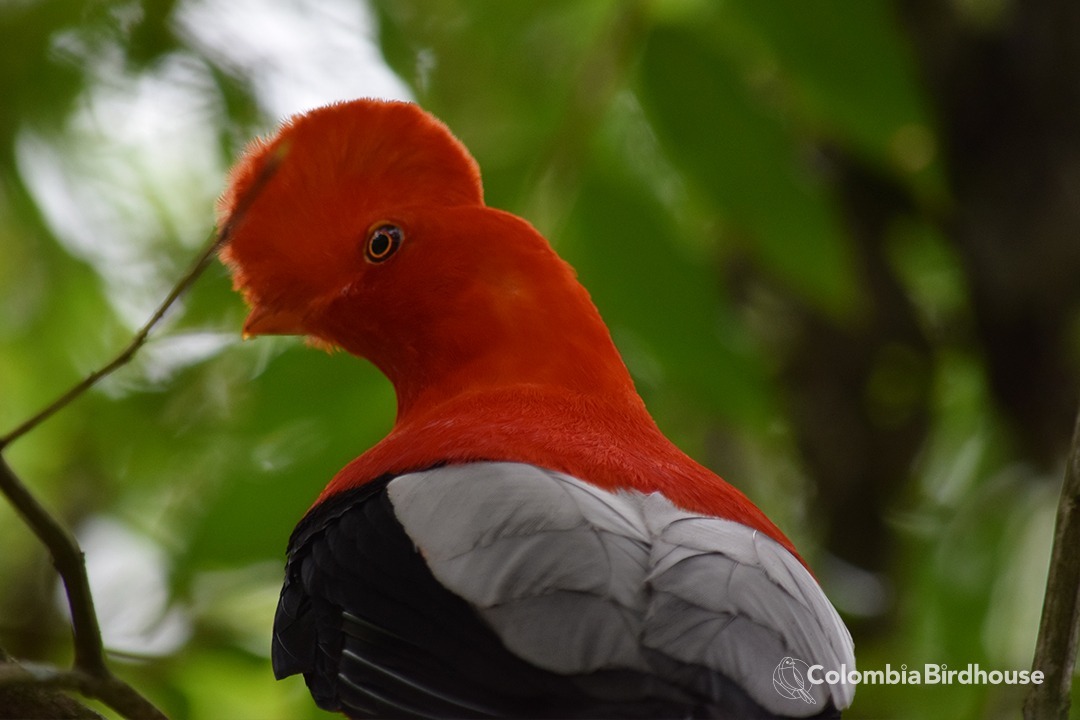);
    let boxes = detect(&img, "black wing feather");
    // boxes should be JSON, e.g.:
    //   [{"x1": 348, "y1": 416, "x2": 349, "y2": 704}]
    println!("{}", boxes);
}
[{"x1": 272, "y1": 474, "x2": 841, "y2": 719}]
